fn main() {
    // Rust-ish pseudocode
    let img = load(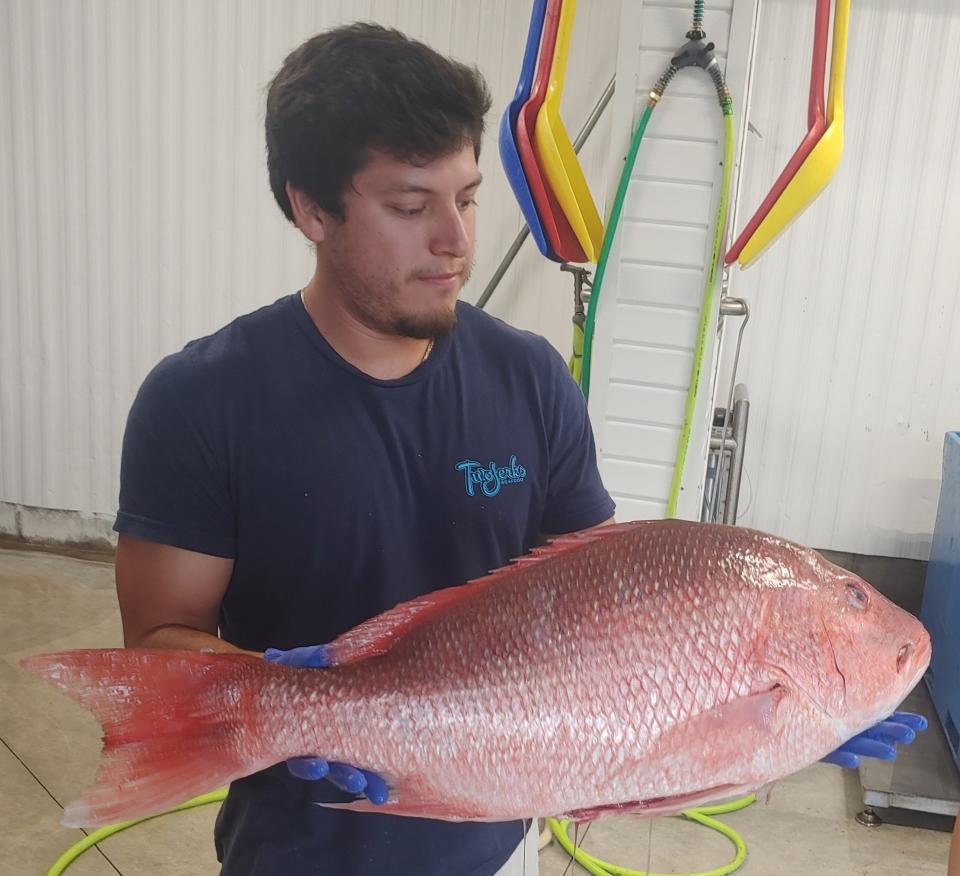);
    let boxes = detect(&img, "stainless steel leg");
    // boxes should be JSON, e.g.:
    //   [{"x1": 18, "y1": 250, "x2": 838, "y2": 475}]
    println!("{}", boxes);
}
[{"x1": 722, "y1": 385, "x2": 749, "y2": 524}]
